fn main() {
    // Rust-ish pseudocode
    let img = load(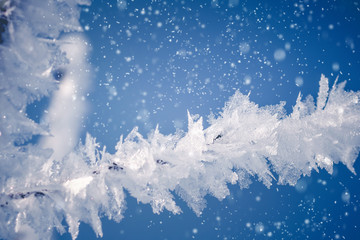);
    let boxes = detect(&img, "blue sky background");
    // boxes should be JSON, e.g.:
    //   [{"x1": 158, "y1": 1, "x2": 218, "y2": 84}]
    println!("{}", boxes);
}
[{"x1": 52, "y1": 0, "x2": 360, "y2": 239}]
